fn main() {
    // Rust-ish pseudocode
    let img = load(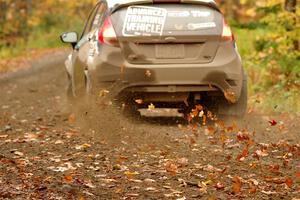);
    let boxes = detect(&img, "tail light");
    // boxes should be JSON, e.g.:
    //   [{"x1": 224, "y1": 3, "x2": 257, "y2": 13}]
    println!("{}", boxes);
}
[
  {"x1": 222, "y1": 19, "x2": 234, "y2": 41},
  {"x1": 98, "y1": 17, "x2": 119, "y2": 47}
]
